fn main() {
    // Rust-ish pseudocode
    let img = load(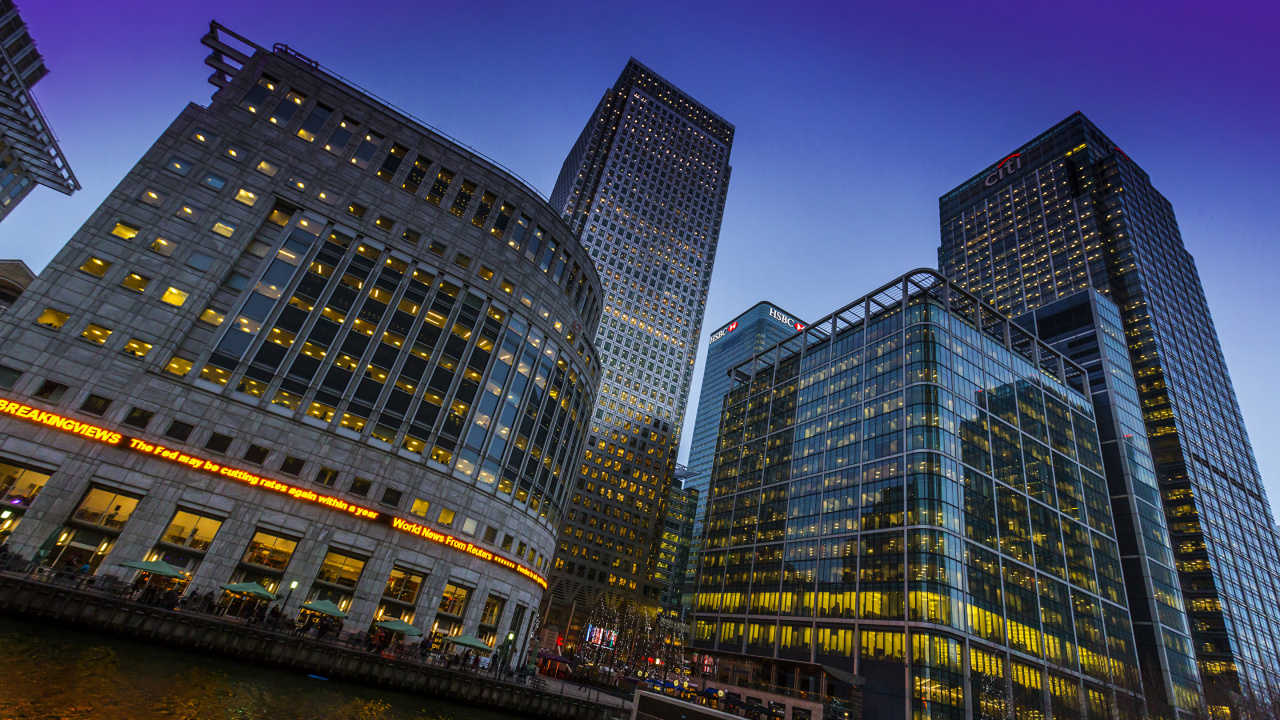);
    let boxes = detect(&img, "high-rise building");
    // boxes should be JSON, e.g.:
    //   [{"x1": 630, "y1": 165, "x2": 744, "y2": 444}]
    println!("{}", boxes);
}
[
  {"x1": 939, "y1": 112, "x2": 1280, "y2": 714},
  {"x1": 693, "y1": 270, "x2": 1146, "y2": 720},
  {"x1": 0, "y1": 23, "x2": 601, "y2": 665},
  {"x1": 0, "y1": 258, "x2": 33, "y2": 311},
  {"x1": 543, "y1": 59, "x2": 733, "y2": 637},
  {"x1": 0, "y1": 0, "x2": 78, "y2": 220},
  {"x1": 655, "y1": 464, "x2": 698, "y2": 612},
  {"x1": 683, "y1": 302, "x2": 805, "y2": 611}
]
